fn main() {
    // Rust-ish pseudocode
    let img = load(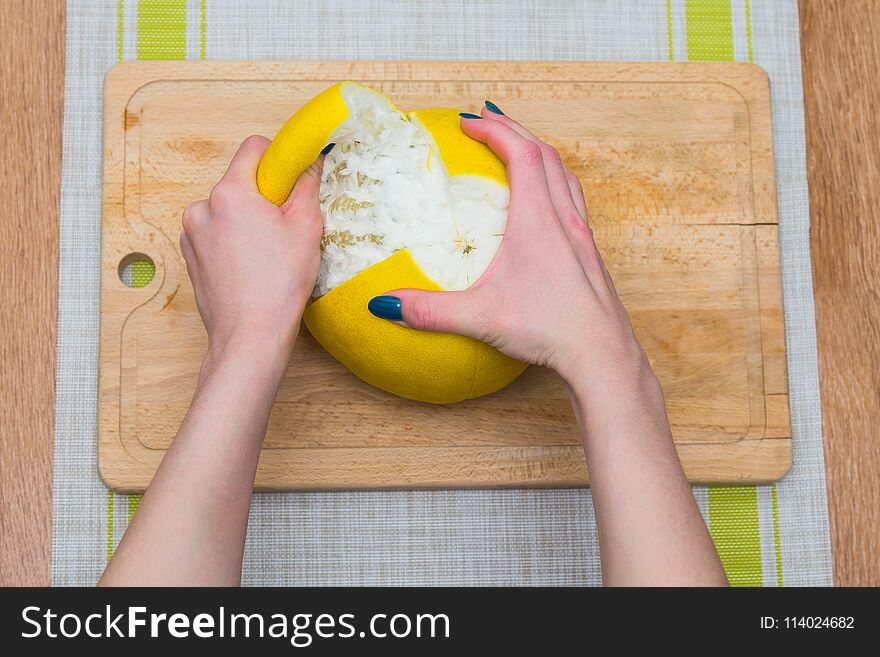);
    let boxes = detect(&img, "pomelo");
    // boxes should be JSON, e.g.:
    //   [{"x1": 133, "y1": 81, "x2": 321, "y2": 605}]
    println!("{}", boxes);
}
[{"x1": 257, "y1": 82, "x2": 526, "y2": 403}]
